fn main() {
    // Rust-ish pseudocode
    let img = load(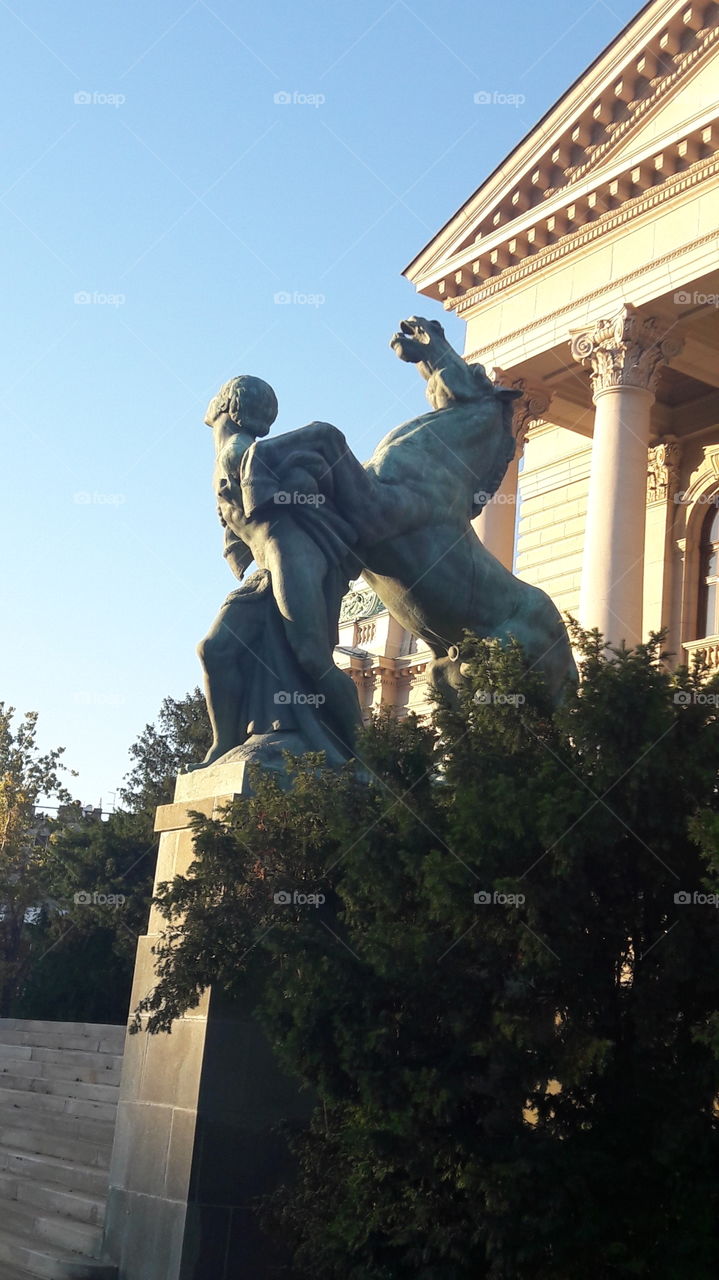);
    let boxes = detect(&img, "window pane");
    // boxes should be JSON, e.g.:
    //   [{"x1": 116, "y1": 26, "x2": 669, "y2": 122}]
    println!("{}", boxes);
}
[
  {"x1": 710, "y1": 506, "x2": 719, "y2": 544},
  {"x1": 704, "y1": 582, "x2": 717, "y2": 637},
  {"x1": 707, "y1": 548, "x2": 718, "y2": 578}
]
